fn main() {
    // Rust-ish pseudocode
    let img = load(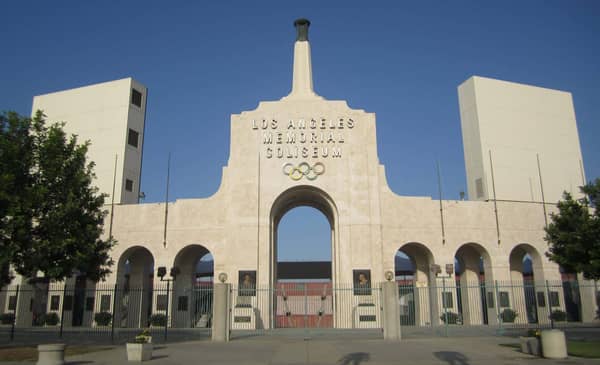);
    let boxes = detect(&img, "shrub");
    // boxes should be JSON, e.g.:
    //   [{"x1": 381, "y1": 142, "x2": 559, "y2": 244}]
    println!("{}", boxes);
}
[
  {"x1": 500, "y1": 308, "x2": 518, "y2": 323},
  {"x1": 0, "y1": 313, "x2": 15, "y2": 325},
  {"x1": 134, "y1": 329, "x2": 151, "y2": 343},
  {"x1": 94, "y1": 311, "x2": 112, "y2": 326},
  {"x1": 526, "y1": 328, "x2": 541, "y2": 338},
  {"x1": 149, "y1": 313, "x2": 167, "y2": 326},
  {"x1": 440, "y1": 311, "x2": 460, "y2": 324},
  {"x1": 44, "y1": 312, "x2": 60, "y2": 326},
  {"x1": 550, "y1": 309, "x2": 567, "y2": 322}
]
